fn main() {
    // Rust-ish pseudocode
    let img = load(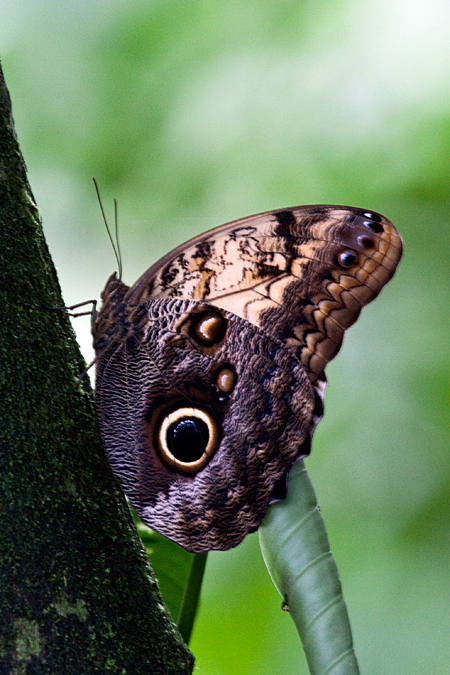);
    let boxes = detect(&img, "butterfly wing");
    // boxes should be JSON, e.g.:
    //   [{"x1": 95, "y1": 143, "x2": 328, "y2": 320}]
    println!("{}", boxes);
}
[
  {"x1": 95, "y1": 299, "x2": 318, "y2": 552},
  {"x1": 123, "y1": 205, "x2": 402, "y2": 381},
  {"x1": 94, "y1": 205, "x2": 402, "y2": 552}
]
